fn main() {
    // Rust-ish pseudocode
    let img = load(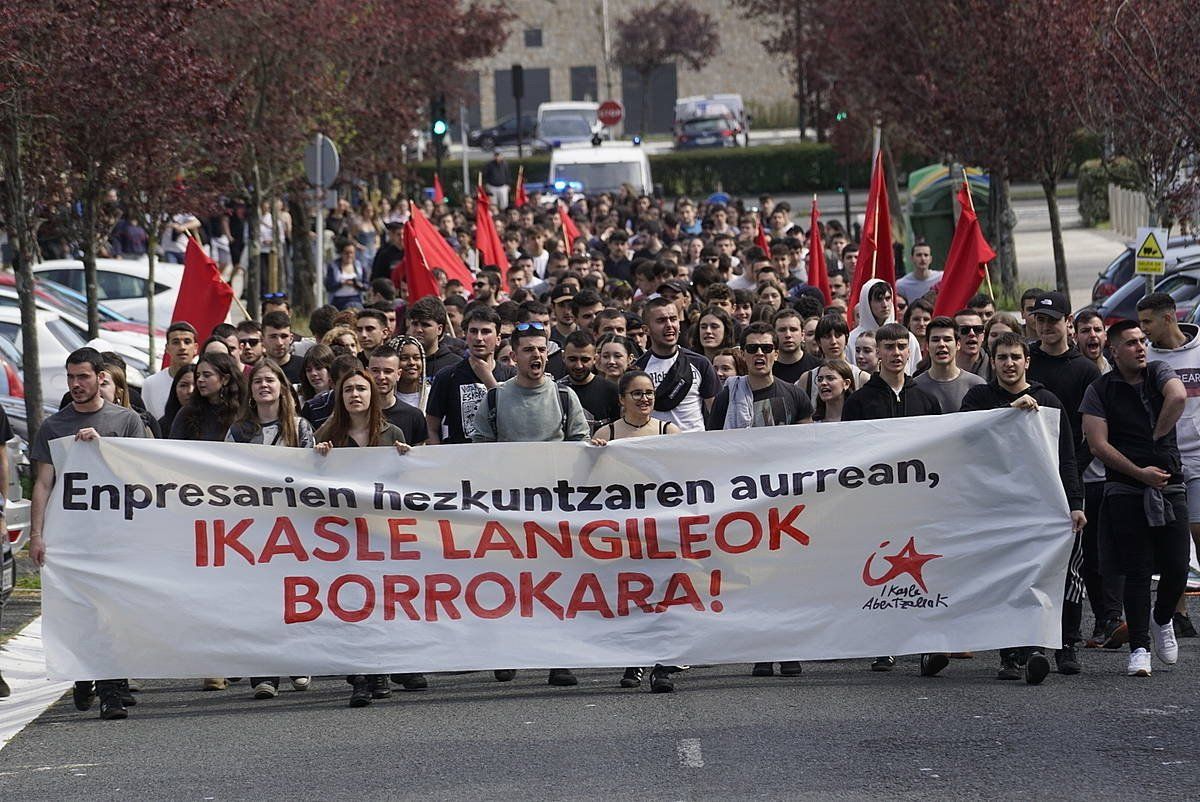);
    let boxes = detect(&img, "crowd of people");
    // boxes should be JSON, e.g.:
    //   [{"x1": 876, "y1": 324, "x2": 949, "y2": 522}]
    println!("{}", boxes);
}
[{"x1": 4, "y1": 183, "x2": 1197, "y2": 719}]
